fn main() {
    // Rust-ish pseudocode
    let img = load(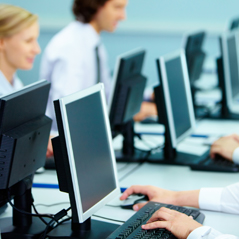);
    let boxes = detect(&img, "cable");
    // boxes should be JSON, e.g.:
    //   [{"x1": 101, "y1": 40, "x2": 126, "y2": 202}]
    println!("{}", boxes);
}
[
  {"x1": 40, "y1": 207, "x2": 71, "y2": 239},
  {"x1": 119, "y1": 162, "x2": 144, "y2": 182},
  {"x1": 93, "y1": 214, "x2": 125, "y2": 224},
  {"x1": 105, "y1": 204, "x2": 121, "y2": 208},
  {"x1": 7, "y1": 194, "x2": 57, "y2": 223},
  {"x1": 32, "y1": 202, "x2": 48, "y2": 225},
  {"x1": 117, "y1": 163, "x2": 131, "y2": 173},
  {"x1": 35, "y1": 202, "x2": 70, "y2": 208}
]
